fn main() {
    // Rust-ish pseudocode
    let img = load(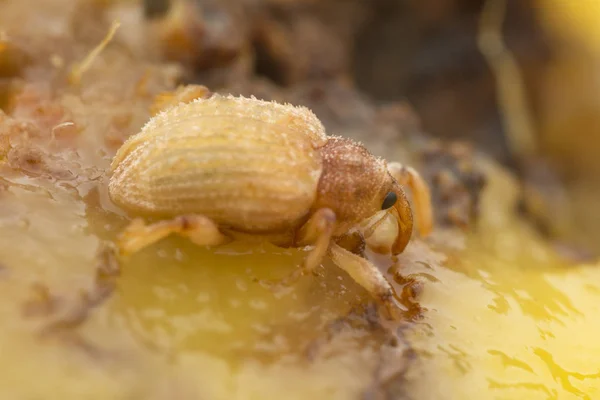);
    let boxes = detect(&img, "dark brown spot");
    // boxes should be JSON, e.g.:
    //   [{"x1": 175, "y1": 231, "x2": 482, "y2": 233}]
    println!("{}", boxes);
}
[
  {"x1": 335, "y1": 231, "x2": 366, "y2": 256},
  {"x1": 178, "y1": 215, "x2": 192, "y2": 231}
]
